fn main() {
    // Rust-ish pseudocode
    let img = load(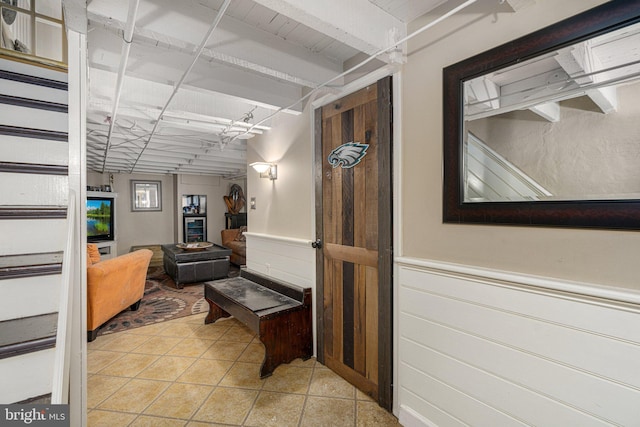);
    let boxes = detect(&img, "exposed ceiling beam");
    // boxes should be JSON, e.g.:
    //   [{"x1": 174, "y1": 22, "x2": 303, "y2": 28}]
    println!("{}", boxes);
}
[
  {"x1": 87, "y1": 139, "x2": 246, "y2": 163},
  {"x1": 87, "y1": 0, "x2": 345, "y2": 85},
  {"x1": 88, "y1": 27, "x2": 304, "y2": 114},
  {"x1": 127, "y1": 0, "x2": 232, "y2": 172},
  {"x1": 555, "y1": 44, "x2": 618, "y2": 114},
  {"x1": 504, "y1": 0, "x2": 536, "y2": 12},
  {"x1": 251, "y1": 0, "x2": 405, "y2": 56},
  {"x1": 529, "y1": 101, "x2": 560, "y2": 122},
  {"x1": 101, "y1": 0, "x2": 140, "y2": 173},
  {"x1": 88, "y1": 68, "x2": 282, "y2": 126}
]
